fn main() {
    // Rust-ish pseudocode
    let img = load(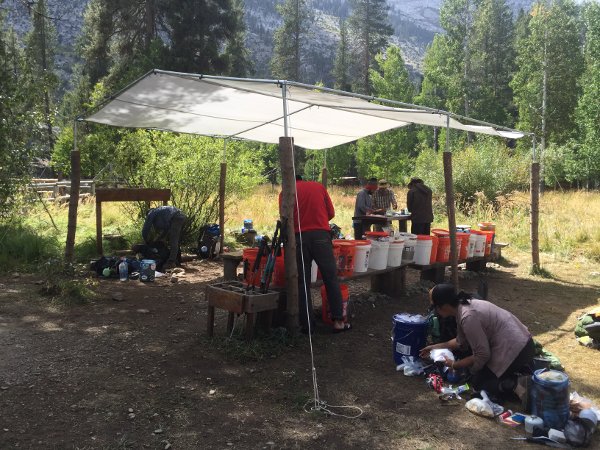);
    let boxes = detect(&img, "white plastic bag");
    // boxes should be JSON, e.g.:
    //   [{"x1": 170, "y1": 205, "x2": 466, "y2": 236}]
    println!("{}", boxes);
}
[
  {"x1": 429, "y1": 348, "x2": 455, "y2": 363},
  {"x1": 396, "y1": 356, "x2": 425, "y2": 376},
  {"x1": 465, "y1": 390, "x2": 503, "y2": 418}
]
